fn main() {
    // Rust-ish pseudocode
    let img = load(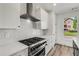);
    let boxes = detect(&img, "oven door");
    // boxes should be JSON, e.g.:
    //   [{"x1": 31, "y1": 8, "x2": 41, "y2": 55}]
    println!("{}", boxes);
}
[
  {"x1": 29, "y1": 43, "x2": 47, "y2": 56},
  {"x1": 34, "y1": 47, "x2": 45, "y2": 56}
]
